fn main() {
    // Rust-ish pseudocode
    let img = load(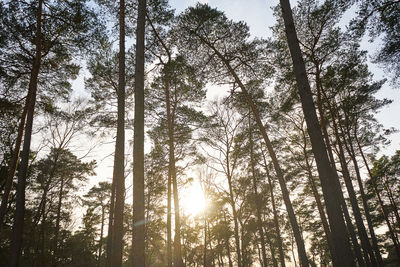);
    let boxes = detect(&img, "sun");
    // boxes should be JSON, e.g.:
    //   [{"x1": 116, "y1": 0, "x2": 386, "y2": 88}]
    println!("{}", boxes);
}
[{"x1": 181, "y1": 180, "x2": 207, "y2": 216}]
